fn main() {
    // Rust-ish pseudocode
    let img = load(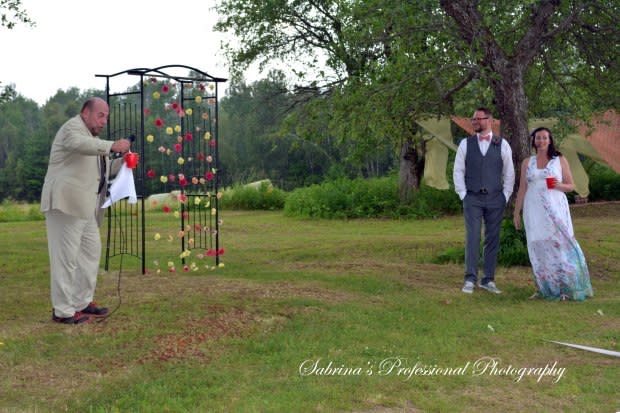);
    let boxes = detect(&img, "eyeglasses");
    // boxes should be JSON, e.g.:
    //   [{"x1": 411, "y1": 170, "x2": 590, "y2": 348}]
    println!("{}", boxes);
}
[{"x1": 470, "y1": 117, "x2": 489, "y2": 122}]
